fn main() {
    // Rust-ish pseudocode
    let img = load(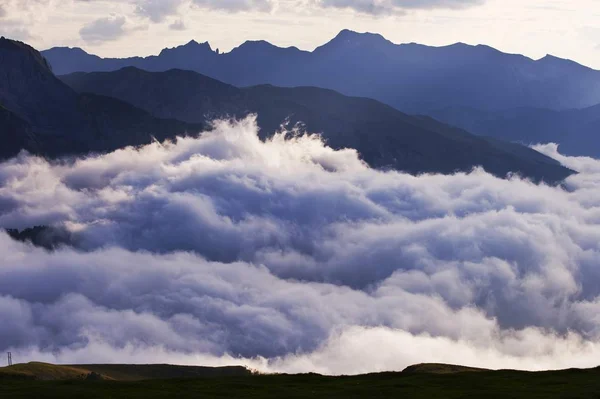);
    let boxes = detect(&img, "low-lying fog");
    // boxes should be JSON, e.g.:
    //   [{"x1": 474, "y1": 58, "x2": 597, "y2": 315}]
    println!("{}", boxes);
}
[{"x1": 2, "y1": 117, "x2": 600, "y2": 374}]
